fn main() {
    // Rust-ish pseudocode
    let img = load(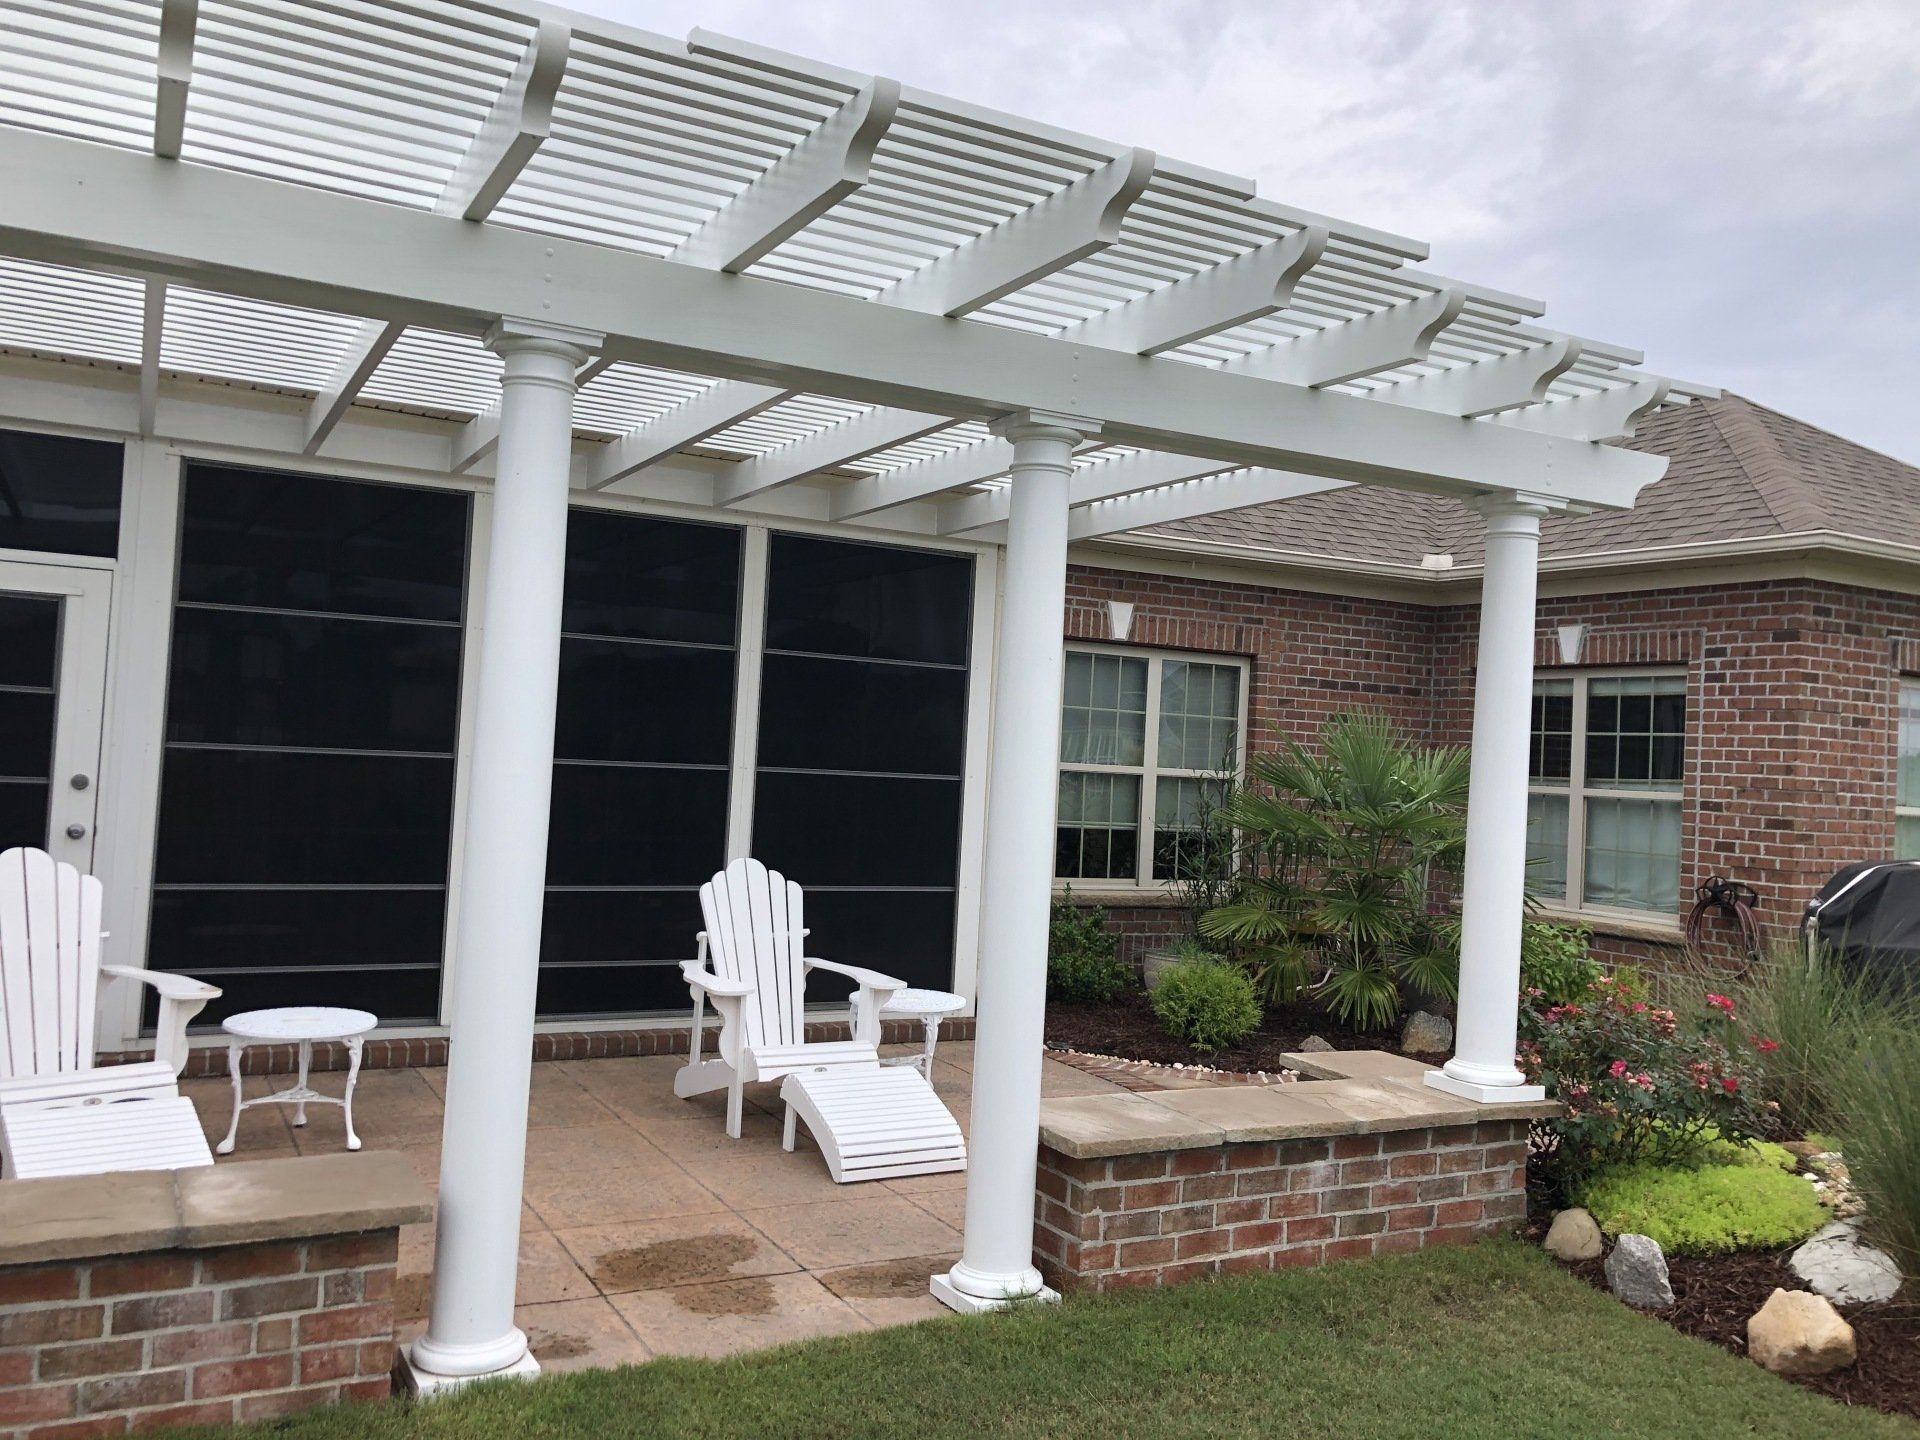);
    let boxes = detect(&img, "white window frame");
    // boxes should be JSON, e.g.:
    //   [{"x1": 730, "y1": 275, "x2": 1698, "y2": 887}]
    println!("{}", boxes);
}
[
  {"x1": 1529, "y1": 667, "x2": 1688, "y2": 921},
  {"x1": 1055, "y1": 642, "x2": 1249, "y2": 891},
  {"x1": 1897, "y1": 678, "x2": 1920, "y2": 858}
]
